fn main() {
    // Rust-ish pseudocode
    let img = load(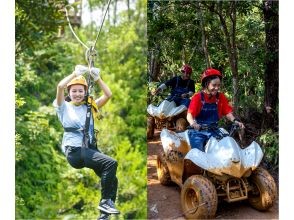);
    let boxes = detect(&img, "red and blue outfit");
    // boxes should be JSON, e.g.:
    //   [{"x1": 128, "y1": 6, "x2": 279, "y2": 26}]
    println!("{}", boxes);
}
[
  {"x1": 187, "y1": 91, "x2": 232, "y2": 151},
  {"x1": 165, "y1": 76, "x2": 195, "y2": 107}
]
